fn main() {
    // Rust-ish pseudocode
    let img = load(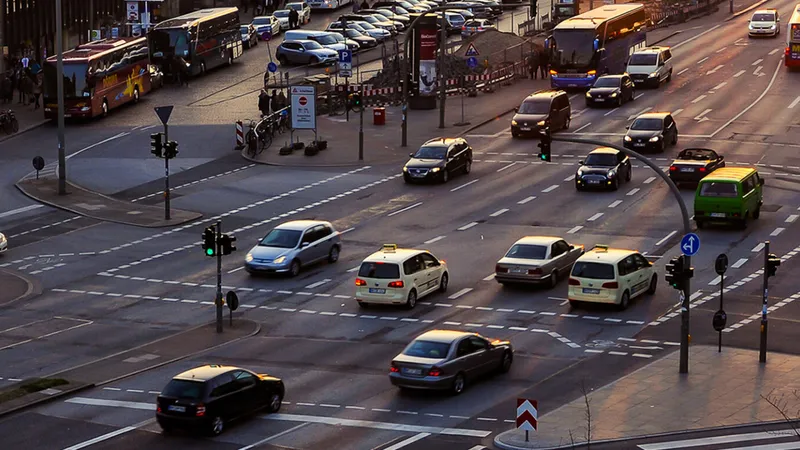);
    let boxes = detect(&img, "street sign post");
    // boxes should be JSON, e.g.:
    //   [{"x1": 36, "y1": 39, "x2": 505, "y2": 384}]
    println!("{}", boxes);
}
[
  {"x1": 154, "y1": 105, "x2": 174, "y2": 221},
  {"x1": 681, "y1": 233, "x2": 700, "y2": 256},
  {"x1": 516, "y1": 398, "x2": 538, "y2": 442},
  {"x1": 338, "y1": 49, "x2": 352, "y2": 78},
  {"x1": 226, "y1": 291, "x2": 239, "y2": 326},
  {"x1": 714, "y1": 253, "x2": 728, "y2": 352},
  {"x1": 466, "y1": 56, "x2": 478, "y2": 69},
  {"x1": 267, "y1": 62, "x2": 278, "y2": 73},
  {"x1": 290, "y1": 85, "x2": 316, "y2": 130},
  {"x1": 32, "y1": 156, "x2": 45, "y2": 179}
]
